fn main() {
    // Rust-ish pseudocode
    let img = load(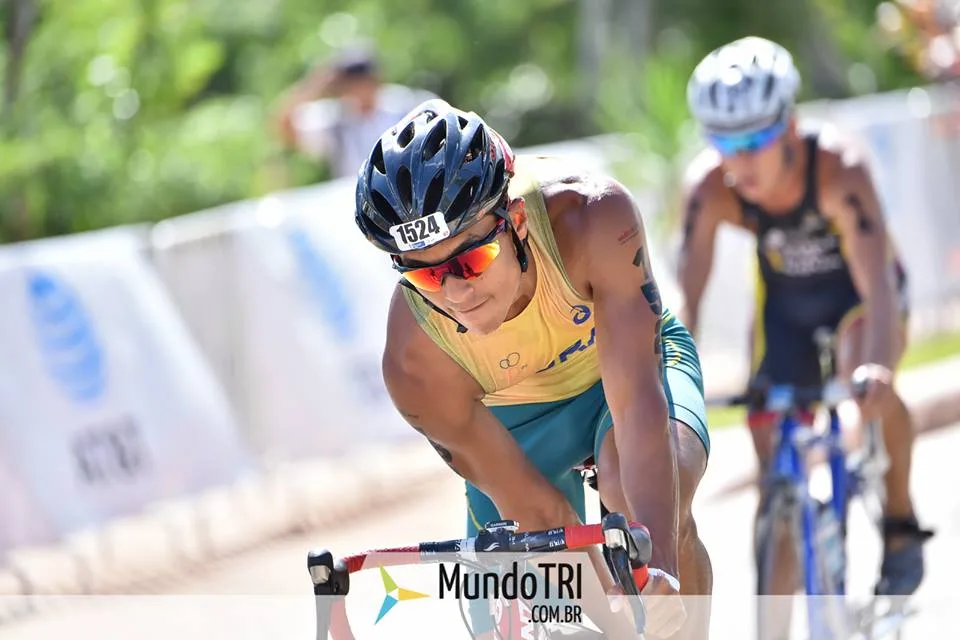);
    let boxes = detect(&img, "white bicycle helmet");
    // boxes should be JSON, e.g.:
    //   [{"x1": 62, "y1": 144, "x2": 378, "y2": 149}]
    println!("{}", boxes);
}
[{"x1": 686, "y1": 36, "x2": 801, "y2": 134}]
